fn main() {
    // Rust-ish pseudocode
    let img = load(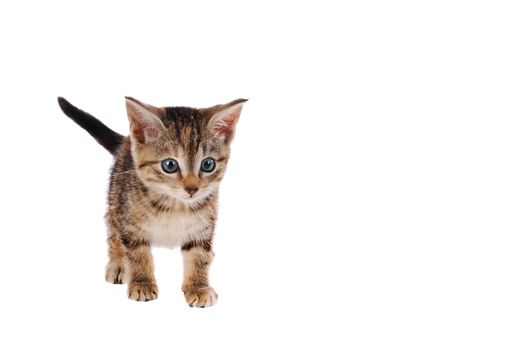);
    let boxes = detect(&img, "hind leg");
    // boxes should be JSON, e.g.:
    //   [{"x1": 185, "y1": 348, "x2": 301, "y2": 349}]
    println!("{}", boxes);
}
[{"x1": 105, "y1": 231, "x2": 127, "y2": 284}]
